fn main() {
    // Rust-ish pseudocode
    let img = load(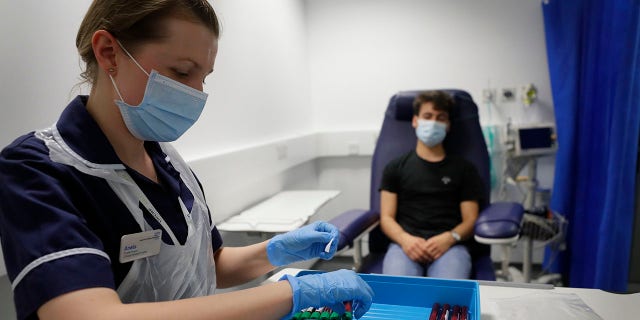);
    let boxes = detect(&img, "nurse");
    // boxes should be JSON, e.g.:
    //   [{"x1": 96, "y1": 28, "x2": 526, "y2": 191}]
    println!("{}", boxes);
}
[{"x1": 0, "y1": 1, "x2": 373, "y2": 319}]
